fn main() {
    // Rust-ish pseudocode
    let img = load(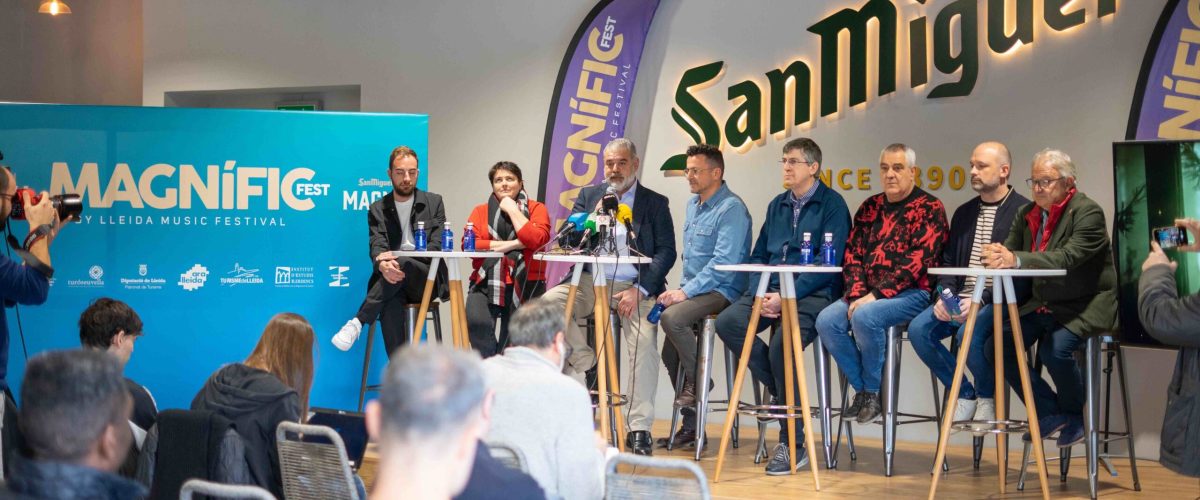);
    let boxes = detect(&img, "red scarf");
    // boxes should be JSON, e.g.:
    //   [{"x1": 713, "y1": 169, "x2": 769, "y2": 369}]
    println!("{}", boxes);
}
[{"x1": 1024, "y1": 188, "x2": 1076, "y2": 252}]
